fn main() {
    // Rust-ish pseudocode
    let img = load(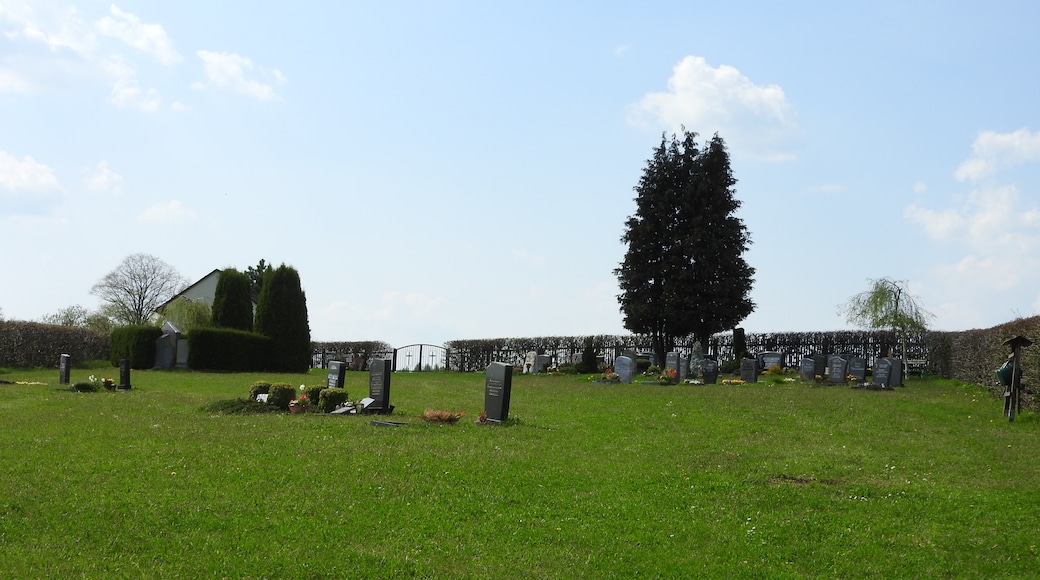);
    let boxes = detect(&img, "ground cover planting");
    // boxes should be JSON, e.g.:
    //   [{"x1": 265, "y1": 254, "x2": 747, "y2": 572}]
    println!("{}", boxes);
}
[{"x1": 1, "y1": 366, "x2": 1038, "y2": 578}]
